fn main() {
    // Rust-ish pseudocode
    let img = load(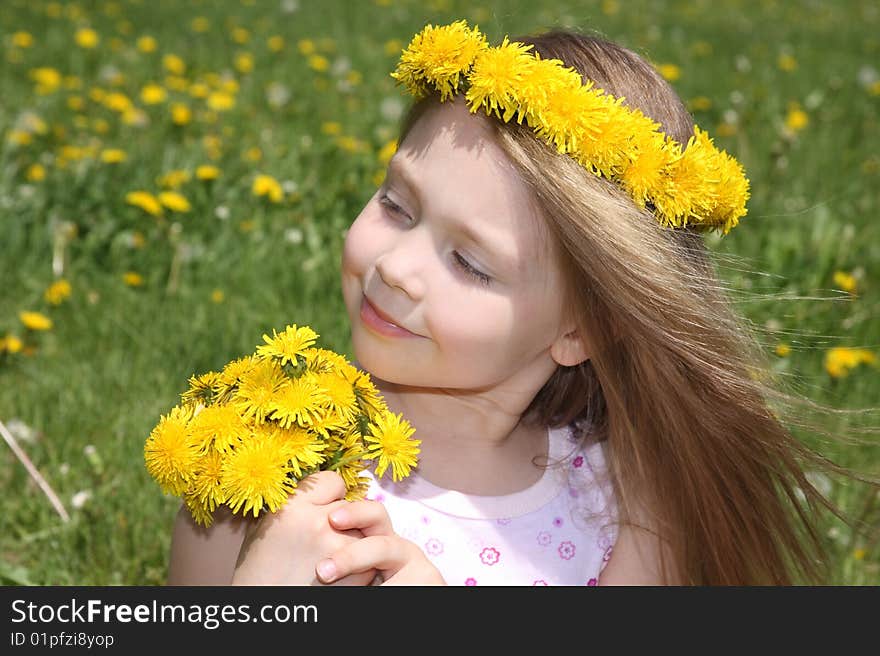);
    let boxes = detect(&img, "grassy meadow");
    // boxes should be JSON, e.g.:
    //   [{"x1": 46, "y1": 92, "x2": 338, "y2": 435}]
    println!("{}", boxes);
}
[{"x1": 1, "y1": 0, "x2": 878, "y2": 585}]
